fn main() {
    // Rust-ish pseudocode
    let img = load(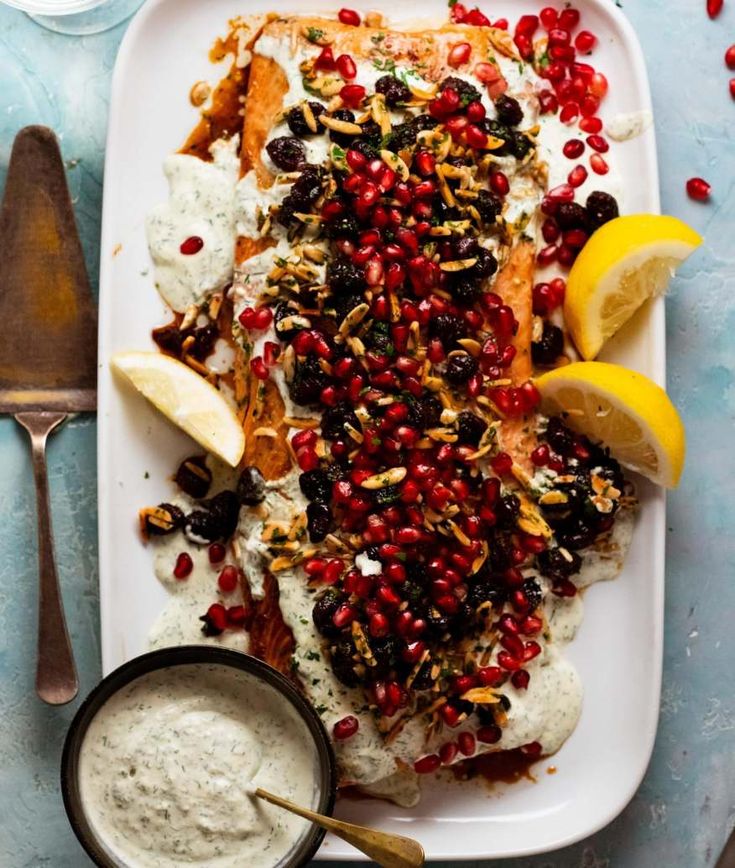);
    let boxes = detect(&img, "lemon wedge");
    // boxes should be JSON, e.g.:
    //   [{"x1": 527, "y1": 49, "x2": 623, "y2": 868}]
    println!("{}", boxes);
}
[
  {"x1": 535, "y1": 361, "x2": 685, "y2": 487},
  {"x1": 112, "y1": 352, "x2": 245, "y2": 467},
  {"x1": 565, "y1": 215, "x2": 702, "y2": 359}
]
